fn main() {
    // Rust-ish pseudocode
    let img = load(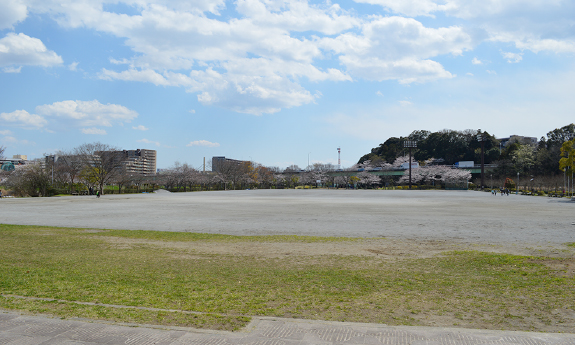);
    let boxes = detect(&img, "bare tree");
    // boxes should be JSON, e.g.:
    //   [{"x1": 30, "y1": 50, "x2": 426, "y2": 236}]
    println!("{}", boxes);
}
[
  {"x1": 75, "y1": 142, "x2": 123, "y2": 195},
  {"x1": 216, "y1": 159, "x2": 249, "y2": 190},
  {"x1": 54, "y1": 150, "x2": 84, "y2": 193}
]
